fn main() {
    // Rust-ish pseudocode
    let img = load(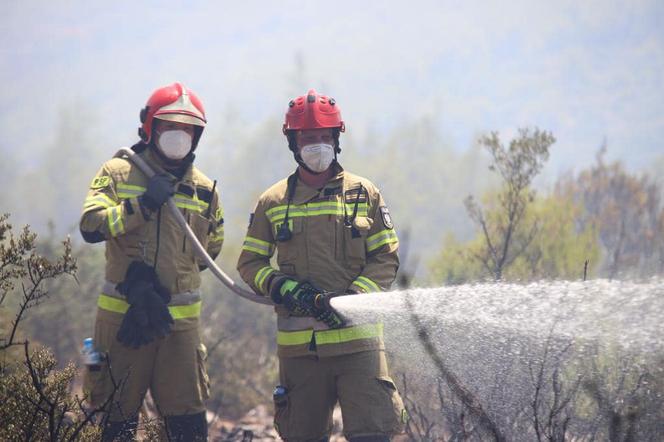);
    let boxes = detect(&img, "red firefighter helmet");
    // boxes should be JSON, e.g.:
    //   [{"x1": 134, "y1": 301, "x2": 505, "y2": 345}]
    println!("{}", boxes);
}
[
  {"x1": 282, "y1": 89, "x2": 345, "y2": 135},
  {"x1": 138, "y1": 82, "x2": 207, "y2": 144}
]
